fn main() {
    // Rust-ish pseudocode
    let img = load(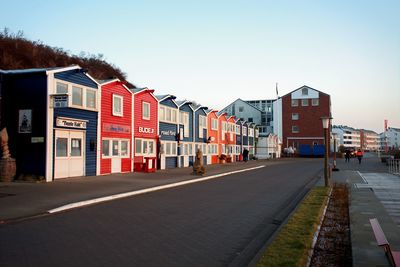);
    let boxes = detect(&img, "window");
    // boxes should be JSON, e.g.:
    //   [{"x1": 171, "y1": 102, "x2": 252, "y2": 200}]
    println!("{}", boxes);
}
[
  {"x1": 56, "y1": 138, "x2": 68, "y2": 157},
  {"x1": 121, "y1": 141, "x2": 128, "y2": 156},
  {"x1": 236, "y1": 125, "x2": 240, "y2": 134},
  {"x1": 291, "y1": 99, "x2": 298, "y2": 107},
  {"x1": 86, "y1": 89, "x2": 96, "y2": 109},
  {"x1": 211, "y1": 118, "x2": 218, "y2": 130},
  {"x1": 162, "y1": 141, "x2": 177, "y2": 156},
  {"x1": 180, "y1": 111, "x2": 189, "y2": 137},
  {"x1": 248, "y1": 118, "x2": 253, "y2": 122},
  {"x1": 243, "y1": 127, "x2": 247, "y2": 136},
  {"x1": 135, "y1": 138, "x2": 155, "y2": 155},
  {"x1": 102, "y1": 140, "x2": 110, "y2": 156},
  {"x1": 56, "y1": 82, "x2": 68, "y2": 94},
  {"x1": 112, "y1": 140, "x2": 119, "y2": 156},
  {"x1": 292, "y1": 113, "x2": 299, "y2": 120},
  {"x1": 159, "y1": 105, "x2": 178, "y2": 123},
  {"x1": 239, "y1": 106, "x2": 244, "y2": 112},
  {"x1": 292, "y1": 125, "x2": 299, "y2": 133},
  {"x1": 302, "y1": 88, "x2": 308, "y2": 95},
  {"x1": 301, "y1": 99, "x2": 308, "y2": 106},
  {"x1": 113, "y1": 95, "x2": 123, "y2": 116},
  {"x1": 142, "y1": 102, "x2": 150, "y2": 120},
  {"x1": 199, "y1": 115, "x2": 207, "y2": 138},
  {"x1": 71, "y1": 138, "x2": 82, "y2": 156},
  {"x1": 312, "y1": 98, "x2": 319, "y2": 106},
  {"x1": 72, "y1": 86, "x2": 83, "y2": 106}
]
